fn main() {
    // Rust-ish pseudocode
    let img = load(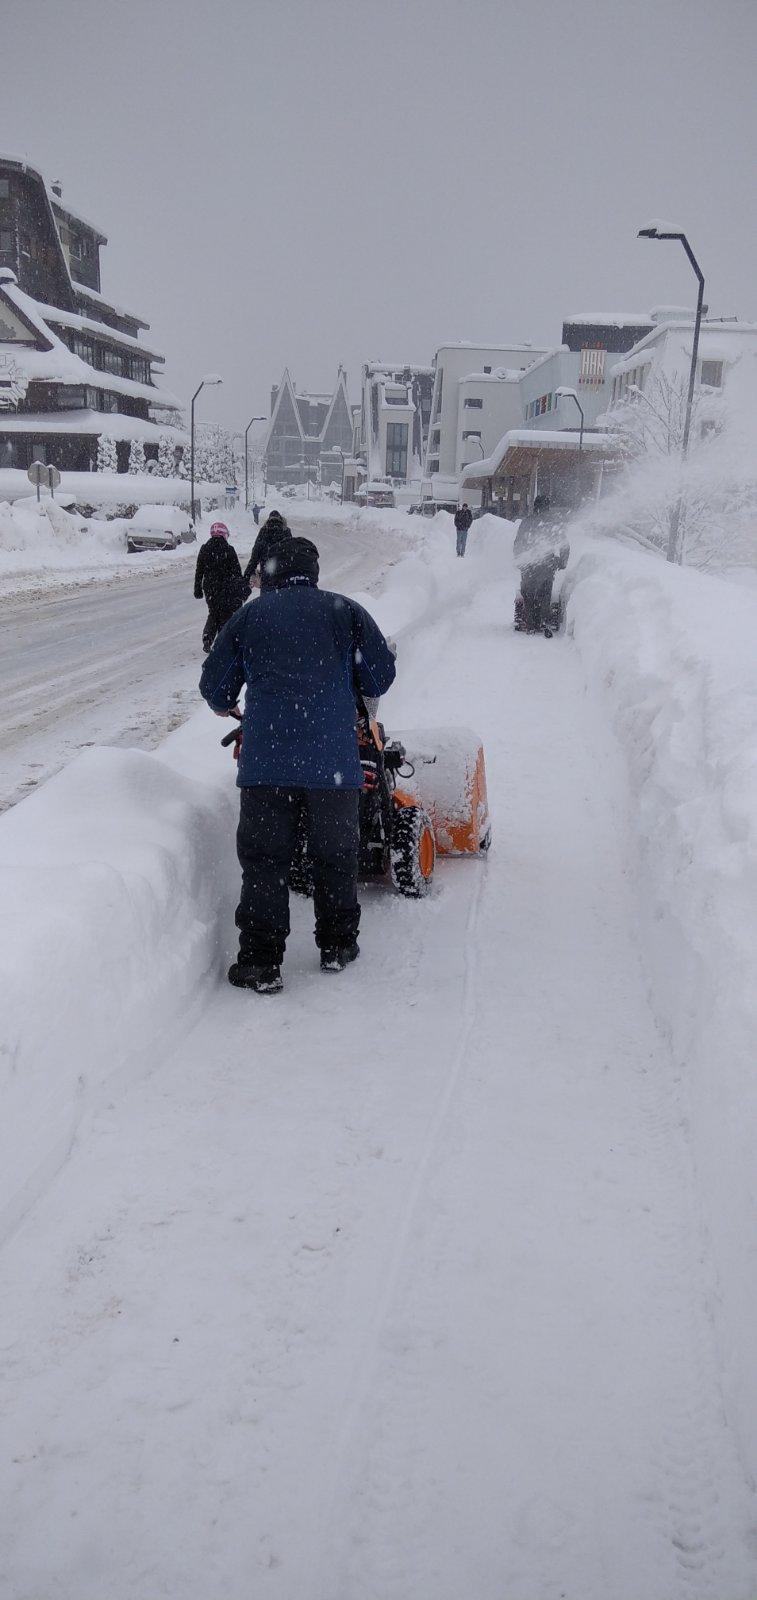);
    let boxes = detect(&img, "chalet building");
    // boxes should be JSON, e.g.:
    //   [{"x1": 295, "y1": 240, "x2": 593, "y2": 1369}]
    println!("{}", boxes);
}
[
  {"x1": 0, "y1": 155, "x2": 184, "y2": 473},
  {"x1": 264, "y1": 368, "x2": 353, "y2": 486}
]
